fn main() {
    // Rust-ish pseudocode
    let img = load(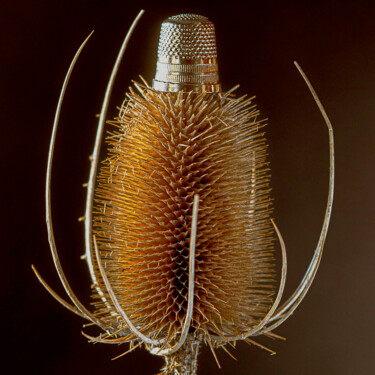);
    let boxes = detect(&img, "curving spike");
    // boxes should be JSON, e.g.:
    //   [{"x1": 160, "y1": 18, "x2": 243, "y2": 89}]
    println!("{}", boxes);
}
[
  {"x1": 84, "y1": 10, "x2": 145, "y2": 292},
  {"x1": 260, "y1": 61, "x2": 335, "y2": 334},
  {"x1": 31, "y1": 265, "x2": 85, "y2": 319},
  {"x1": 44, "y1": 30, "x2": 106, "y2": 329}
]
